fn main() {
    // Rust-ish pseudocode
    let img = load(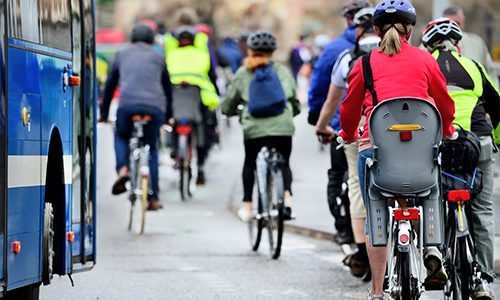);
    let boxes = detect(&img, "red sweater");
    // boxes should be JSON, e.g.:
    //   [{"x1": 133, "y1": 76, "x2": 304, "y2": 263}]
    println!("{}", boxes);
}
[{"x1": 339, "y1": 38, "x2": 456, "y2": 146}]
